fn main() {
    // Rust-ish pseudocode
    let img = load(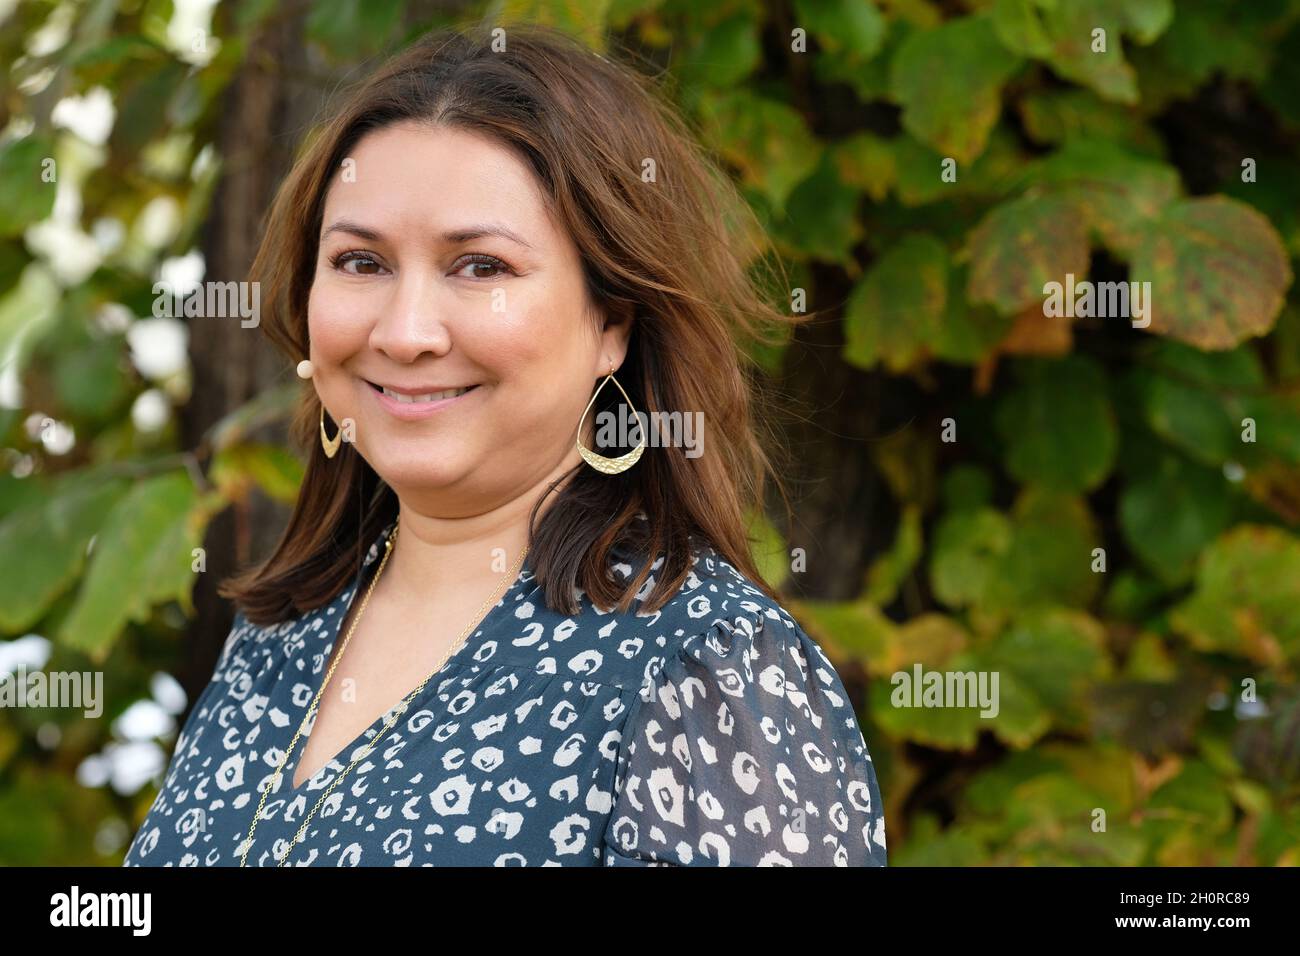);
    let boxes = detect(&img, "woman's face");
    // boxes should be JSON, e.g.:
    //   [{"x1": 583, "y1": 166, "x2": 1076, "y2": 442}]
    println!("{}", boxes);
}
[{"x1": 307, "y1": 121, "x2": 630, "y2": 513}]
